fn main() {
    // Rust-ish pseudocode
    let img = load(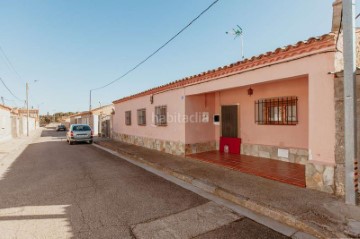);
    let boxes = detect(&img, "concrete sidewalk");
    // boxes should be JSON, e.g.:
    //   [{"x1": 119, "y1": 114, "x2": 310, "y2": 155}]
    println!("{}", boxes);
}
[{"x1": 94, "y1": 139, "x2": 360, "y2": 239}]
